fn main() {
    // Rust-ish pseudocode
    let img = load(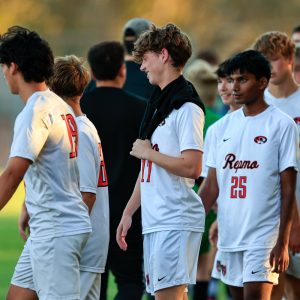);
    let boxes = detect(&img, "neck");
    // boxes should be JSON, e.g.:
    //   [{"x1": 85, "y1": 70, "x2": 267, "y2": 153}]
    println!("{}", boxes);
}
[
  {"x1": 96, "y1": 79, "x2": 123, "y2": 89},
  {"x1": 229, "y1": 103, "x2": 242, "y2": 112},
  {"x1": 19, "y1": 82, "x2": 48, "y2": 103},
  {"x1": 268, "y1": 75, "x2": 299, "y2": 98},
  {"x1": 159, "y1": 70, "x2": 182, "y2": 90},
  {"x1": 243, "y1": 97, "x2": 268, "y2": 116},
  {"x1": 65, "y1": 97, "x2": 83, "y2": 117}
]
